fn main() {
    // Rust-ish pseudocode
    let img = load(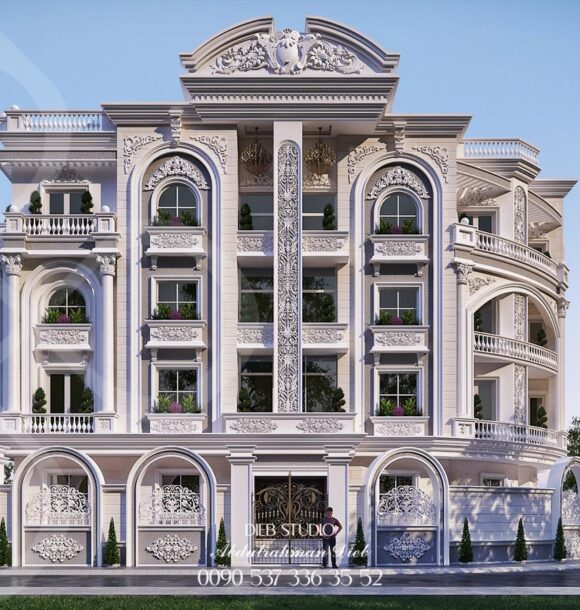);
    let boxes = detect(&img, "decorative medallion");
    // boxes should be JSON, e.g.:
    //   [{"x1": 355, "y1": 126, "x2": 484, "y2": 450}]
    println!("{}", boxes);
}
[
  {"x1": 230, "y1": 418, "x2": 279, "y2": 434},
  {"x1": 146, "y1": 534, "x2": 197, "y2": 563},
  {"x1": 51, "y1": 165, "x2": 85, "y2": 182},
  {"x1": 514, "y1": 186, "x2": 527, "y2": 244},
  {"x1": 149, "y1": 233, "x2": 201, "y2": 249},
  {"x1": 366, "y1": 166, "x2": 428, "y2": 200},
  {"x1": 211, "y1": 29, "x2": 362, "y2": 75},
  {"x1": 191, "y1": 135, "x2": 228, "y2": 172},
  {"x1": 144, "y1": 156, "x2": 209, "y2": 191},
  {"x1": 275, "y1": 140, "x2": 301, "y2": 413},
  {"x1": 32, "y1": 534, "x2": 84, "y2": 563},
  {"x1": 295, "y1": 418, "x2": 344, "y2": 433},
  {"x1": 123, "y1": 135, "x2": 162, "y2": 173},
  {"x1": 385, "y1": 534, "x2": 430, "y2": 562},
  {"x1": 412, "y1": 145, "x2": 449, "y2": 182},
  {"x1": 347, "y1": 143, "x2": 387, "y2": 183}
]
